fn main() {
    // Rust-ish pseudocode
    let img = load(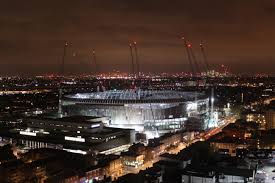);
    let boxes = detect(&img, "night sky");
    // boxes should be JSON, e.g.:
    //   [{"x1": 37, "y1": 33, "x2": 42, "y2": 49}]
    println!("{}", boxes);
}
[{"x1": 1, "y1": 0, "x2": 275, "y2": 75}]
